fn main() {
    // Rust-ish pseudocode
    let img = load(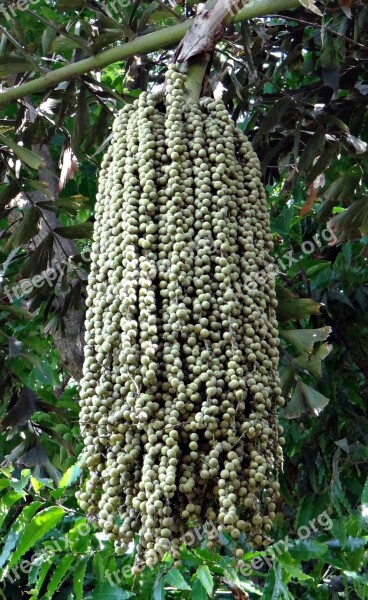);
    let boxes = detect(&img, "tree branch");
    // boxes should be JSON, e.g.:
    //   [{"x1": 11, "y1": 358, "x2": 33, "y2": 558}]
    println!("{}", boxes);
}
[{"x1": 0, "y1": 0, "x2": 300, "y2": 106}]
